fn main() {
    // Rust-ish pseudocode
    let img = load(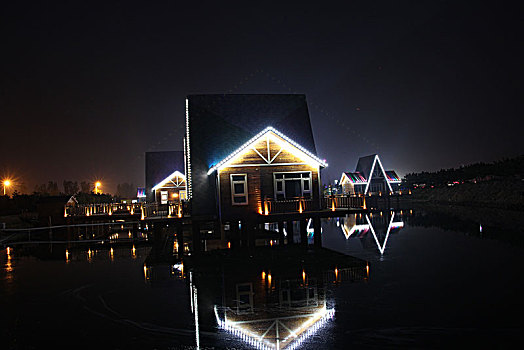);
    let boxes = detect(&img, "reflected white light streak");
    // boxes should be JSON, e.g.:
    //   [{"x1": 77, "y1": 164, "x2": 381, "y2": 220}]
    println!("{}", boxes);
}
[
  {"x1": 214, "y1": 306, "x2": 335, "y2": 350},
  {"x1": 366, "y1": 213, "x2": 395, "y2": 255},
  {"x1": 342, "y1": 213, "x2": 403, "y2": 254}
]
